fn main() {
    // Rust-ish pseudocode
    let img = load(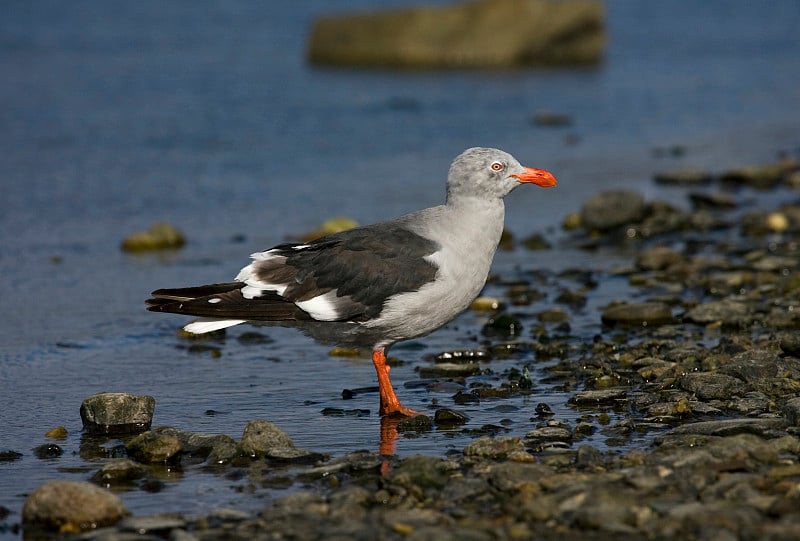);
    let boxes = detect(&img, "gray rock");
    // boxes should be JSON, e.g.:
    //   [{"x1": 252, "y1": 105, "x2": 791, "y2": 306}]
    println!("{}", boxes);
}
[
  {"x1": 782, "y1": 397, "x2": 800, "y2": 426},
  {"x1": 126, "y1": 430, "x2": 182, "y2": 463},
  {"x1": 464, "y1": 436, "x2": 524, "y2": 459},
  {"x1": 684, "y1": 299, "x2": 752, "y2": 326},
  {"x1": 654, "y1": 168, "x2": 713, "y2": 186},
  {"x1": 679, "y1": 372, "x2": 748, "y2": 401},
  {"x1": 569, "y1": 387, "x2": 628, "y2": 405},
  {"x1": 238, "y1": 419, "x2": 320, "y2": 462},
  {"x1": 117, "y1": 515, "x2": 187, "y2": 535},
  {"x1": 239, "y1": 419, "x2": 294, "y2": 458},
  {"x1": 601, "y1": 302, "x2": 673, "y2": 326},
  {"x1": 433, "y1": 408, "x2": 469, "y2": 427},
  {"x1": 580, "y1": 190, "x2": 646, "y2": 231},
  {"x1": 91, "y1": 459, "x2": 146, "y2": 485},
  {"x1": 660, "y1": 418, "x2": 788, "y2": 439},
  {"x1": 80, "y1": 392, "x2": 155, "y2": 435},
  {"x1": 635, "y1": 246, "x2": 683, "y2": 271},
  {"x1": 720, "y1": 350, "x2": 781, "y2": 382},
  {"x1": 22, "y1": 480, "x2": 129, "y2": 532},
  {"x1": 308, "y1": 0, "x2": 605, "y2": 69}
]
